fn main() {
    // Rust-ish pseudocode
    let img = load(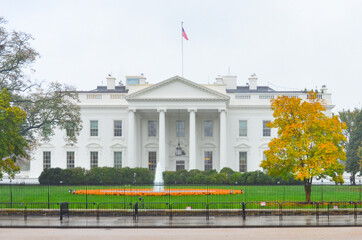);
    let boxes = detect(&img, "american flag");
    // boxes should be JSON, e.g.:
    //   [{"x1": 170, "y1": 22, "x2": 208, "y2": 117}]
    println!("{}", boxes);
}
[{"x1": 182, "y1": 27, "x2": 189, "y2": 40}]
